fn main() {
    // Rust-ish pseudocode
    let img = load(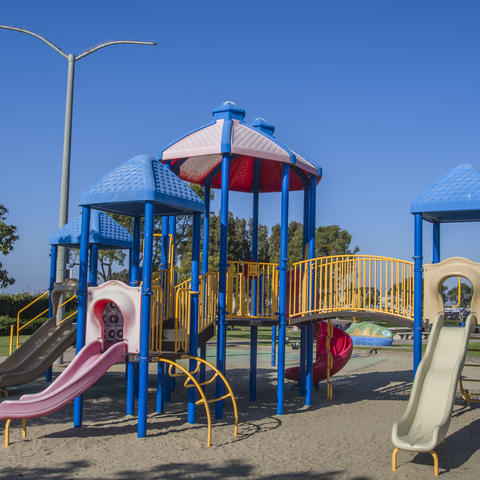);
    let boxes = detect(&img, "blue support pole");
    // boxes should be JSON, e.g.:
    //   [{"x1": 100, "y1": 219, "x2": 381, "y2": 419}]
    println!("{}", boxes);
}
[
  {"x1": 45, "y1": 245, "x2": 58, "y2": 383},
  {"x1": 250, "y1": 189, "x2": 259, "y2": 401},
  {"x1": 160, "y1": 216, "x2": 169, "y2": 270},
  {"x1": 306, "y1": 176, "x2": 316, "y2": 407},
  {"x1": 126, "y1": 217, "x2": 141, "y2": 416},
  {"x1": 138, "y1": 202, "x2": 154, "y2": 438},
  {"x1": 299, "y1": 184, "x2": 310, "y2": 397},
  {"x1": 88, "y1": 244, "x2": 99, "y2": 287},
  {"x1": 413, "y1": 214, "x2": 423, "y2": 376},
  {"x1": 73, "y1": 206, "x2": 91, "y2": 428},
  {"x1": 156, "y1": 363, "x2": 165, "y2": 414},
  {"x1": 200, "y1": 185, "x2": 211, "y2": 383},
  {"x1": 168, "y1": 215, "x2": 176, "y2": 394},
  {"x1": 277, "y1": 164, "x2": 290, "y2": 415},
  {"x1": 216, "y1": 153, "x2": 230, "y2": 419},
  {"x1": 271, "y1": 326, "x2": 276, "y2": 366},
  {"x1": 158, "y1": 216, "x2": 171, "y2": 405},
  {"x1": 432, "y1": 222, "x2": 440, "y2": 264},
  {"x1": 188, "y1": 213, "x2": 201, "y2": 423}
]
